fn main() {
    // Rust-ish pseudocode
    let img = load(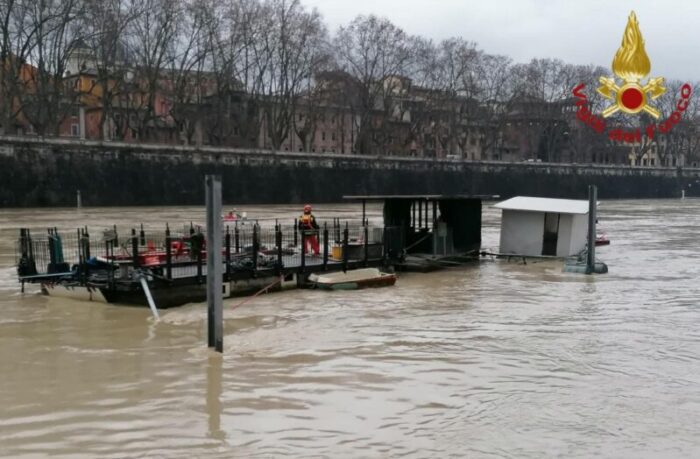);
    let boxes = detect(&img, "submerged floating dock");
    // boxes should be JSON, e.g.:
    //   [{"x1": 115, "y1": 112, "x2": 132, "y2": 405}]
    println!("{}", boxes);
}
[
  {"x1": 15, "y1": 194, "x2": 496, "y2": 308},
  {"x1": 16, "y1": 220, "x2": 400, "y2": 308}
]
